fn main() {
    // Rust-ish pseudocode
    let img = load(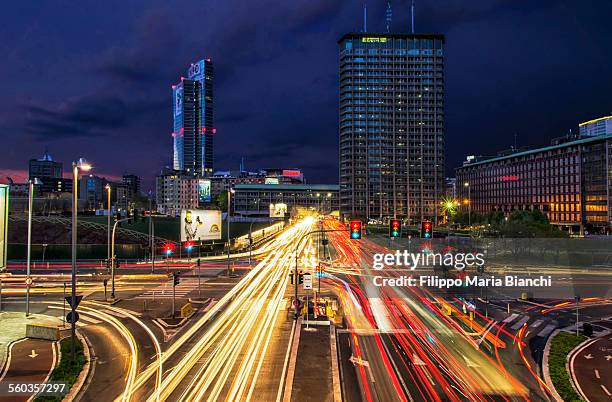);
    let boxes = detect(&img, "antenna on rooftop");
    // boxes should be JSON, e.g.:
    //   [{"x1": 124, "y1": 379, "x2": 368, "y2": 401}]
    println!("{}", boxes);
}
[
  {"x1": 385, "y1": 2, "x2": 392, "y2": 33},
  {"x1": 363, "y1": 3, "x2": 367, "y2": 32},
  {"x1": 411, "y1": 0, "x2": 415, "y2": 33}
]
